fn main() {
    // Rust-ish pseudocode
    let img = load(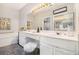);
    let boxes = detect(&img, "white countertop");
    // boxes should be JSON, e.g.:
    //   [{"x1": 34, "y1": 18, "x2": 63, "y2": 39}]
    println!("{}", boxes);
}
[{"x1": 20, "y1": 31, "x2": 78, "y2": 41}]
